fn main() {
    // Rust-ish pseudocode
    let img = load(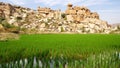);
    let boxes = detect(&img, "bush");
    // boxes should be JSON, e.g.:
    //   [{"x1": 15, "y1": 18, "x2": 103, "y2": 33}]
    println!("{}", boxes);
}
[
  {"x1": 61, "y1": 27, "x2": 64, "y2": 32},
  {"x1": 61, "y1": 13, "x2": 66, "y2": 19},
  {"x1": 0, "y1": 17, "x2": 5, "y2": 23},
  {"x1": 1, "y1": 19, "x2": 20, "y2": 33},
  {"x1": 16, "y1": 17, "x2": 22, "y2": 20},
  {"x1": 9, "y1": 27, "x2": 20, "y2": 34},
  {"x1": 1, "y1": 20, "x2": 14, "y2": 28},
  {"x1": 117, "y1": 25, "x2": 120, "y2": 30}
]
